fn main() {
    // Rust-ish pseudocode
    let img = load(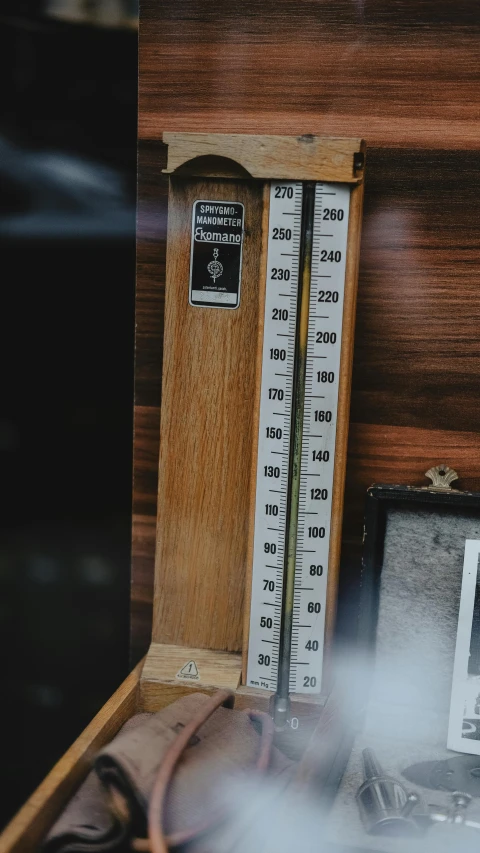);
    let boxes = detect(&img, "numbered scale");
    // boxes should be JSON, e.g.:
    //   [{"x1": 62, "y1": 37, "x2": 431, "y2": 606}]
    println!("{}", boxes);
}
[
  {"x1": 247, "y1": 179, "x2": 351, "y2": 725},
  {"x1": 150, "y1": 132, "x2": 364, "y2": 739}
]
